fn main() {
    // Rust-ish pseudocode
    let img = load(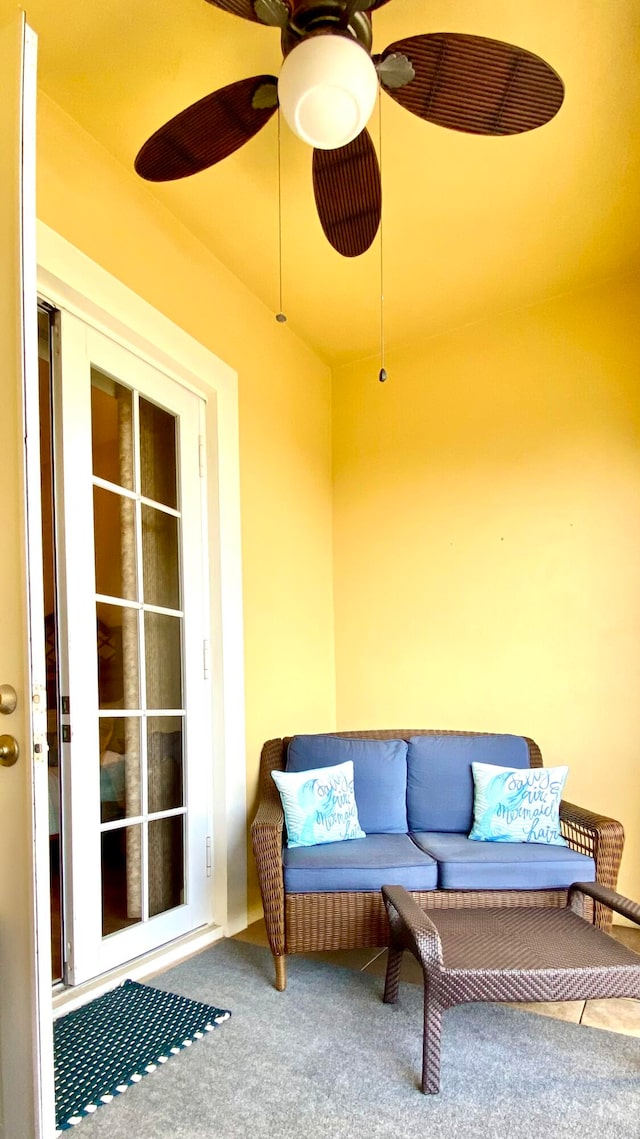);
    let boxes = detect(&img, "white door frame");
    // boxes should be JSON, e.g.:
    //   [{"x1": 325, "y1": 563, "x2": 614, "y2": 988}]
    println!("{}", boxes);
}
[{"x1": 36, "y1": 222, "x2": 248, "y2": 958}]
